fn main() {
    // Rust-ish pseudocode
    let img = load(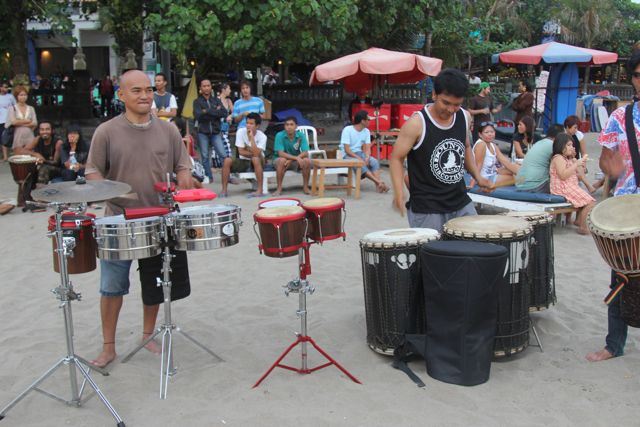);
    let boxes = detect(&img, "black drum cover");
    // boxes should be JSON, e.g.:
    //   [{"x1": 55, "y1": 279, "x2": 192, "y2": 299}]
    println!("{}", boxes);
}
[
  {"x1": 138, "y1": 249, "x2": 190, "y2": 306},
  {"x1": 420, "y1": 241, "x2": 508, "y2": 386}
]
